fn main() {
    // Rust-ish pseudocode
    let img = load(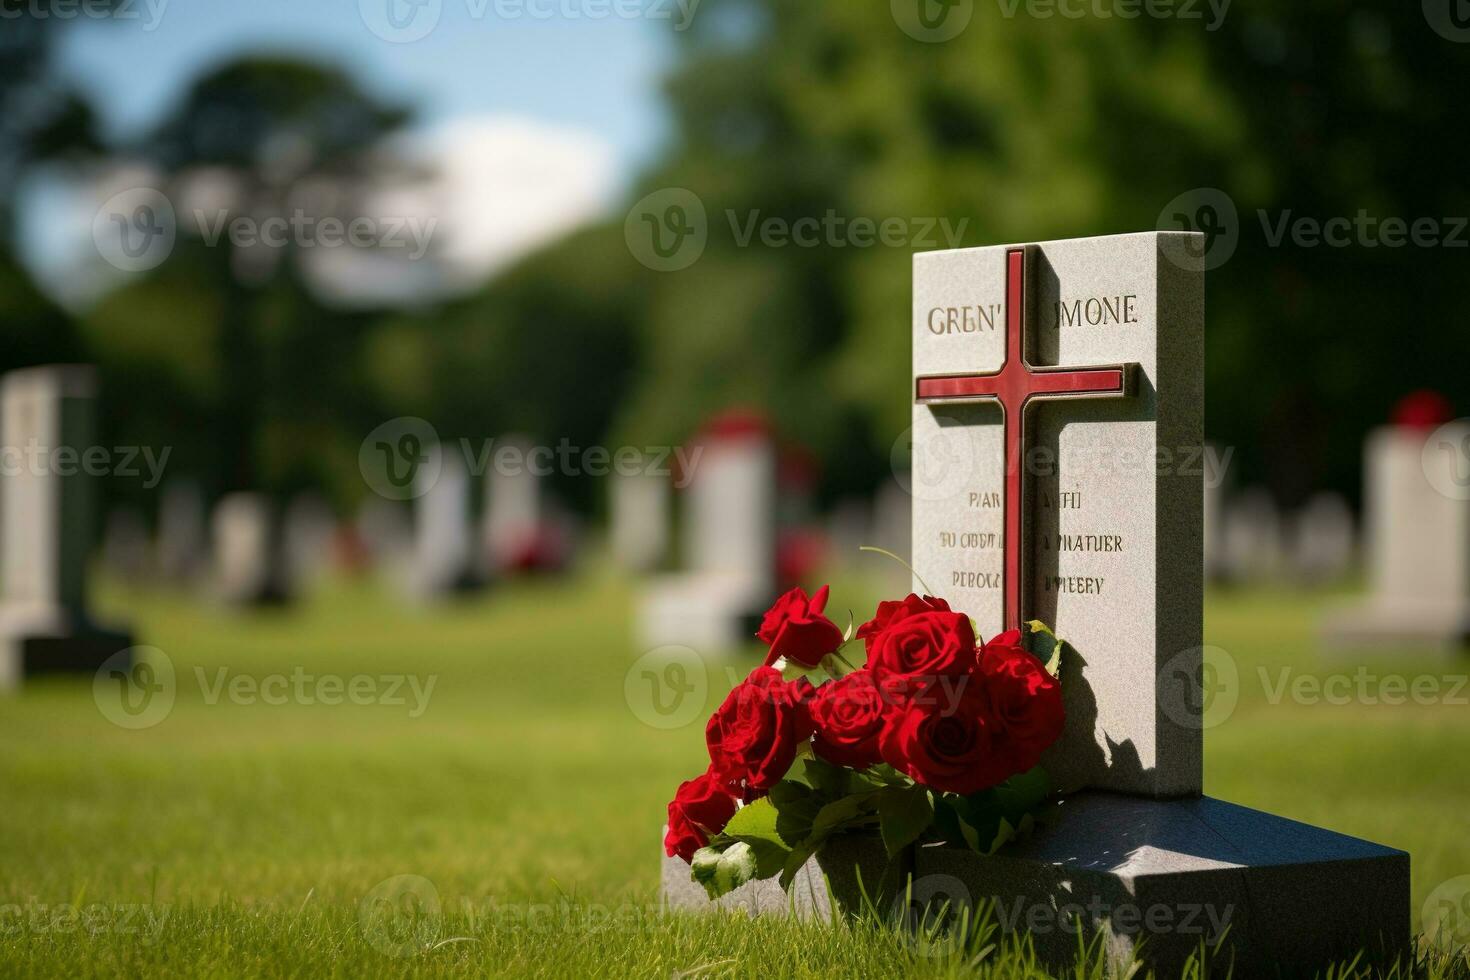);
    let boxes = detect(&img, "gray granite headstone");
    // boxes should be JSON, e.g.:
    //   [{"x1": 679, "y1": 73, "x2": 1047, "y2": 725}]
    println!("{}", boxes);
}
[
  {"x1": 1323, "y1": 422, "x2": 1470, "y2": 650},
  {"x1": 910, "y1": 233, "x2": 1202, "y2": 798},
  {"x1": 661, "y1": 233, "x2": 1409, "y2": 975},
  {"x1": 0, "y1": 365, "x2": 133, "y2": 687}
]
